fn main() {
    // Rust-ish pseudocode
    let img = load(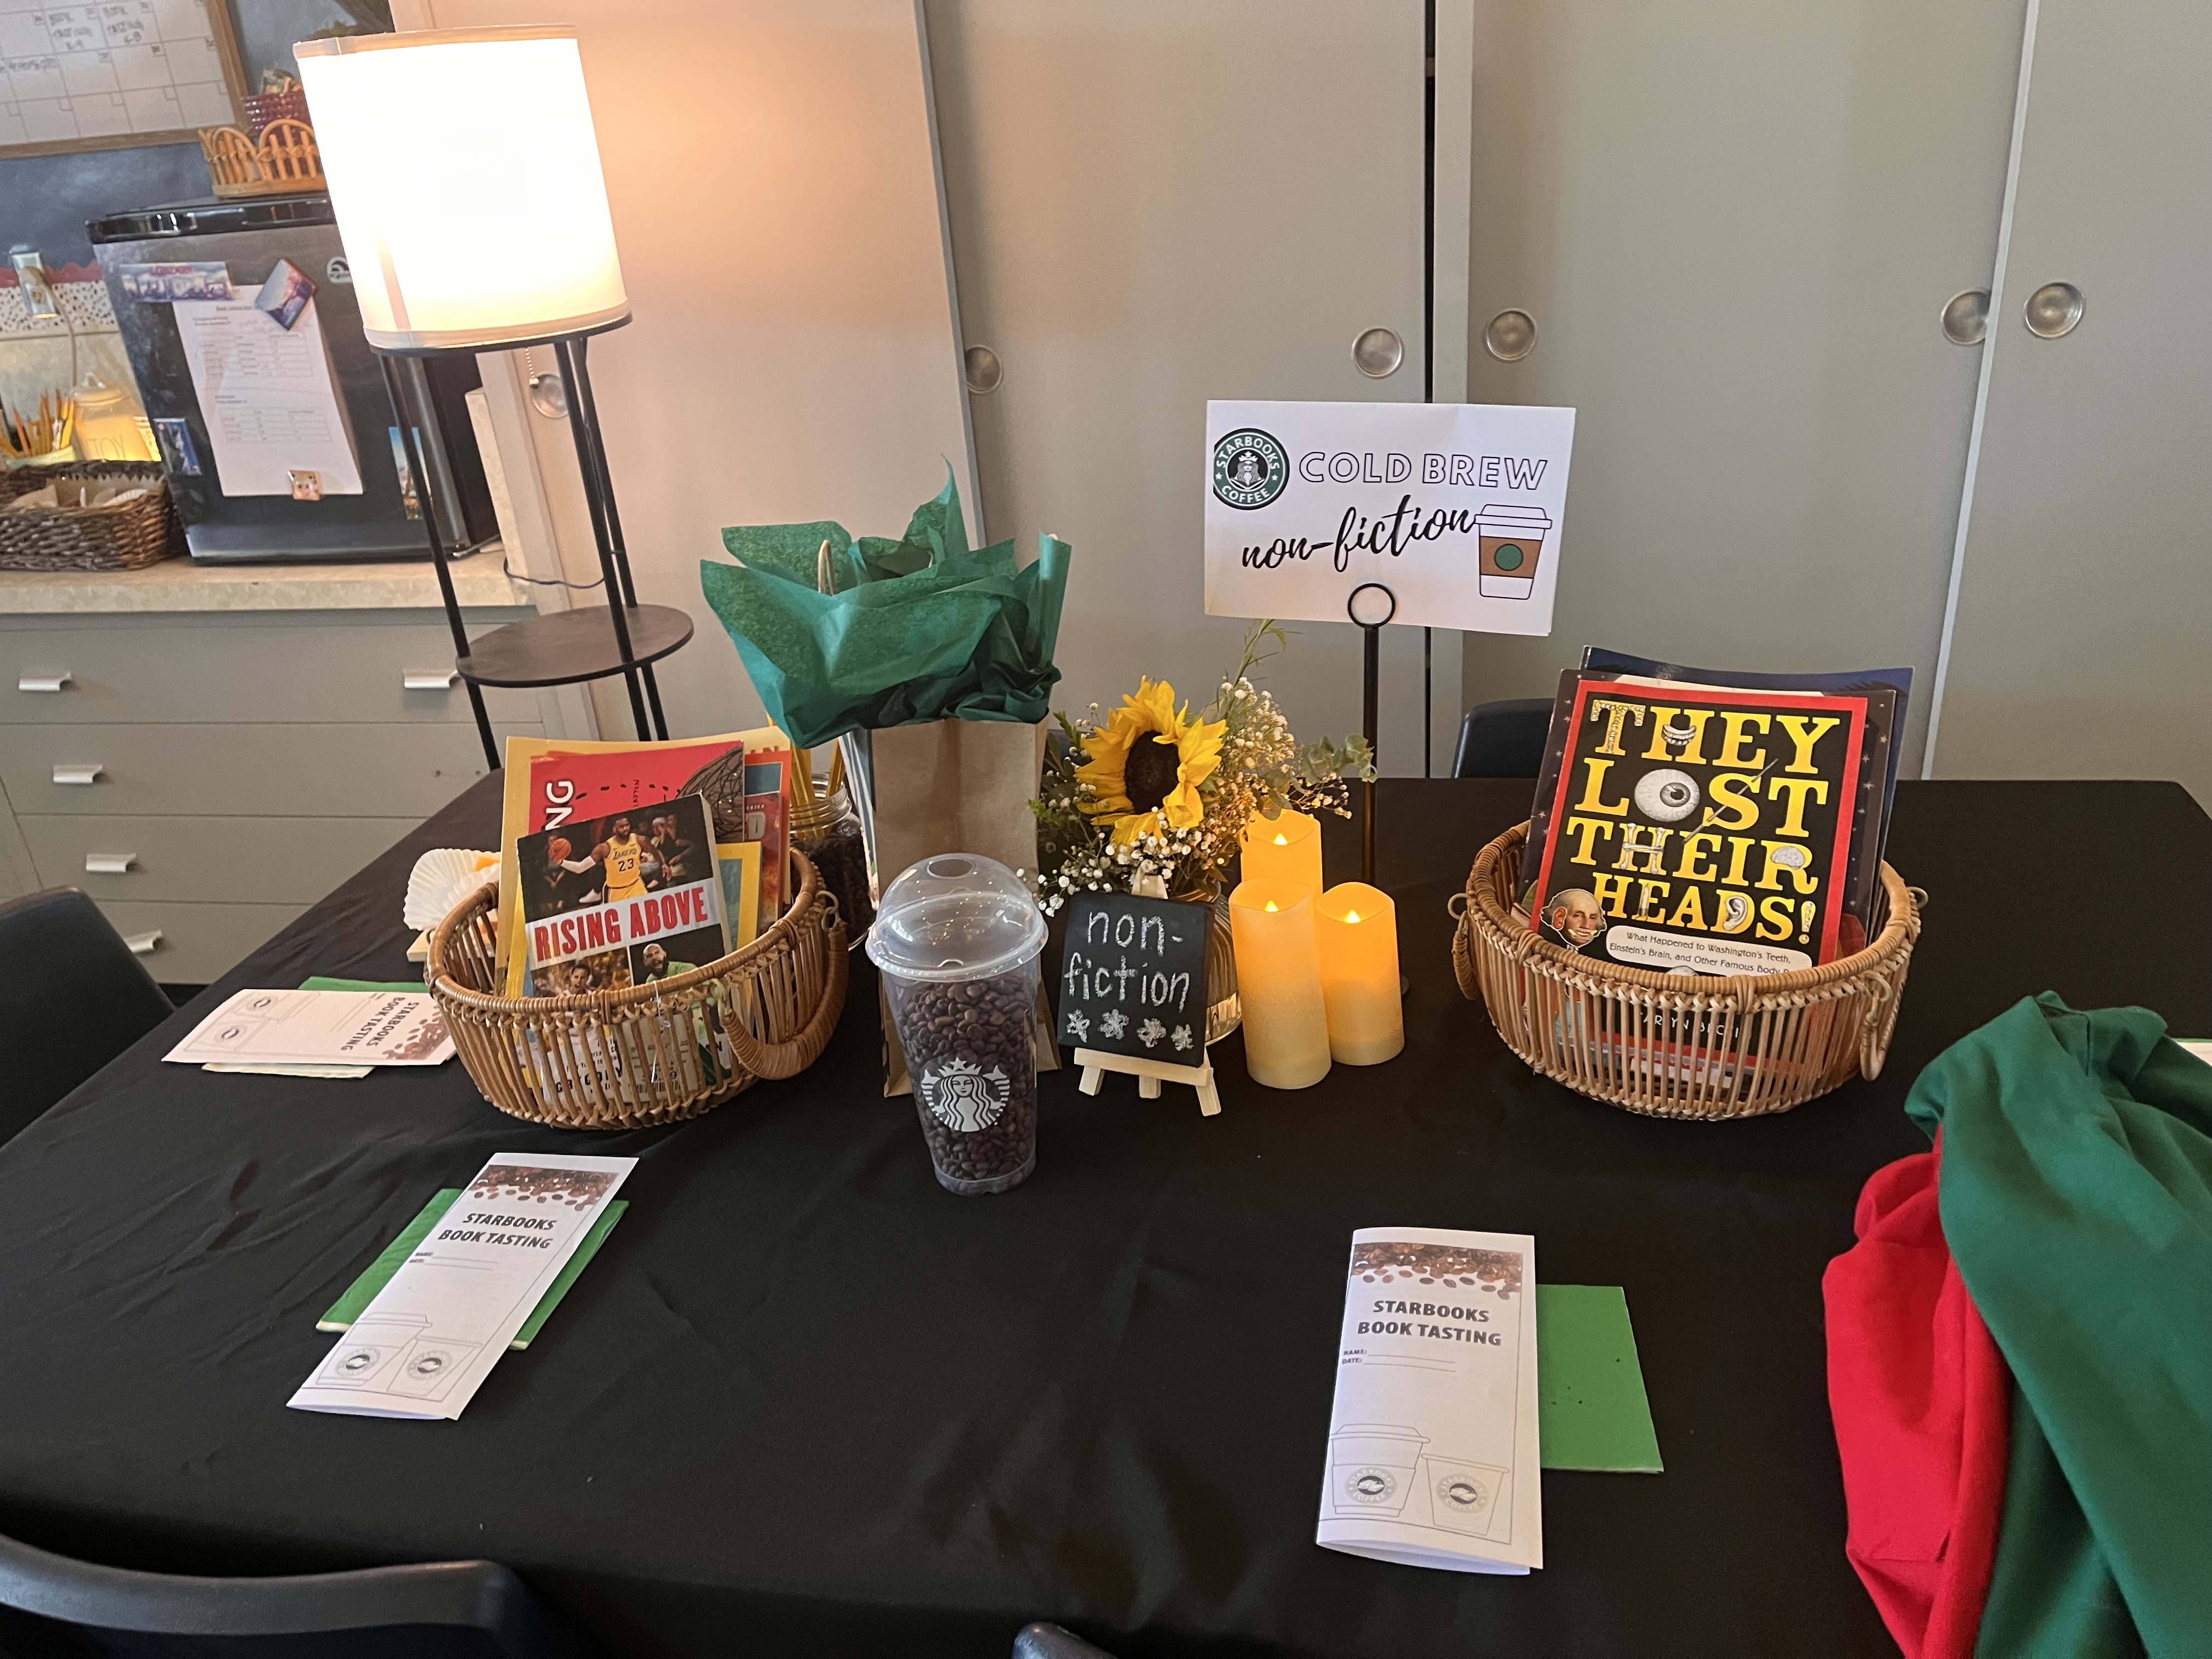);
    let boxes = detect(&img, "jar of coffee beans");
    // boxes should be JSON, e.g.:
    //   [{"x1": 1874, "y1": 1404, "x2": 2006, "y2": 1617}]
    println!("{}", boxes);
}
[
  {"x1": 867, "y1": 853, "x2": 1047, "y2": 1195},
  {"x1": 791, "y1": 777, "x2": 873, "y2": 941}
]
